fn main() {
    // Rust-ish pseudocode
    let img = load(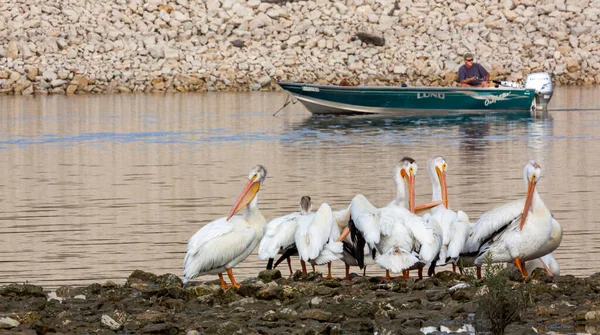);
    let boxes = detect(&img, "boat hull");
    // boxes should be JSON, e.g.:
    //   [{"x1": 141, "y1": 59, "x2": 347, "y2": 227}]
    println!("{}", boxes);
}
[{"x1": 278, "y1": 82, "x2": 536, "y2": 116}]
